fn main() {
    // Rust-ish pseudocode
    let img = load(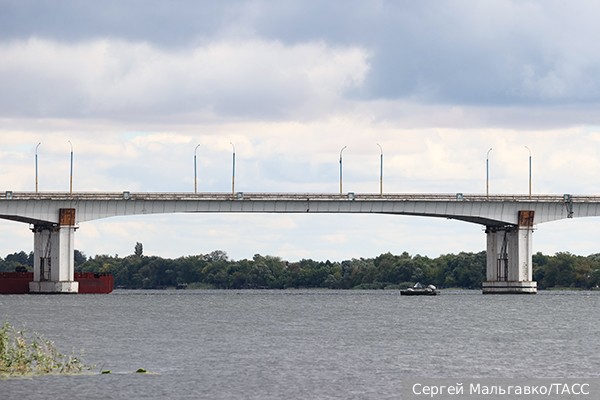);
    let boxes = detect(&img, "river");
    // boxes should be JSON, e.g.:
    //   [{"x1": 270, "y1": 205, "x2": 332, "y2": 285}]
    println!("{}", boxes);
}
[{"x1": 1, "y1": 289, "x2": 599, "y2": 399}]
